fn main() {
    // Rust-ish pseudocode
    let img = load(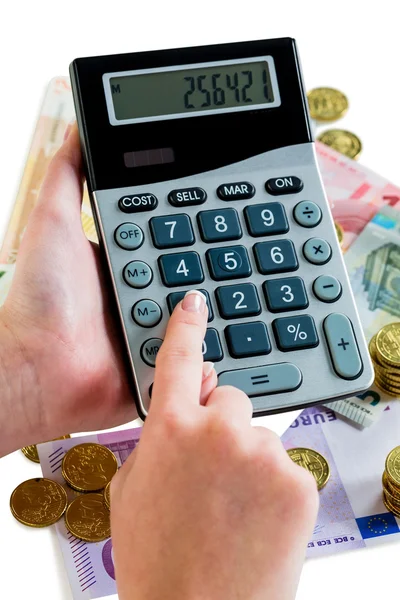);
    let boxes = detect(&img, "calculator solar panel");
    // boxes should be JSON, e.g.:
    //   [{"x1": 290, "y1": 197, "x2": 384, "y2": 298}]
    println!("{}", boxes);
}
[{"x1": 70, "y1": 38, "x2": 374, "y2": 421}]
